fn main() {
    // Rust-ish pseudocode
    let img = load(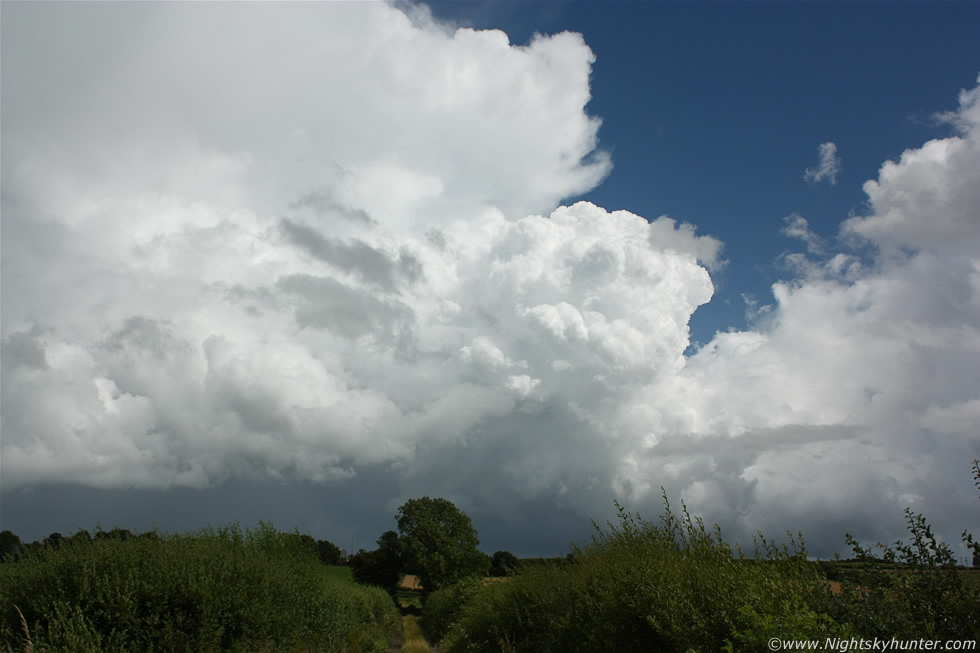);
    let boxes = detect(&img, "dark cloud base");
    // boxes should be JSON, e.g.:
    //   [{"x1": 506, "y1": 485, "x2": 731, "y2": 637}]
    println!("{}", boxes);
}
[{"x1": 0, "y1": 475, "x2": 596, "y2": 559}]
